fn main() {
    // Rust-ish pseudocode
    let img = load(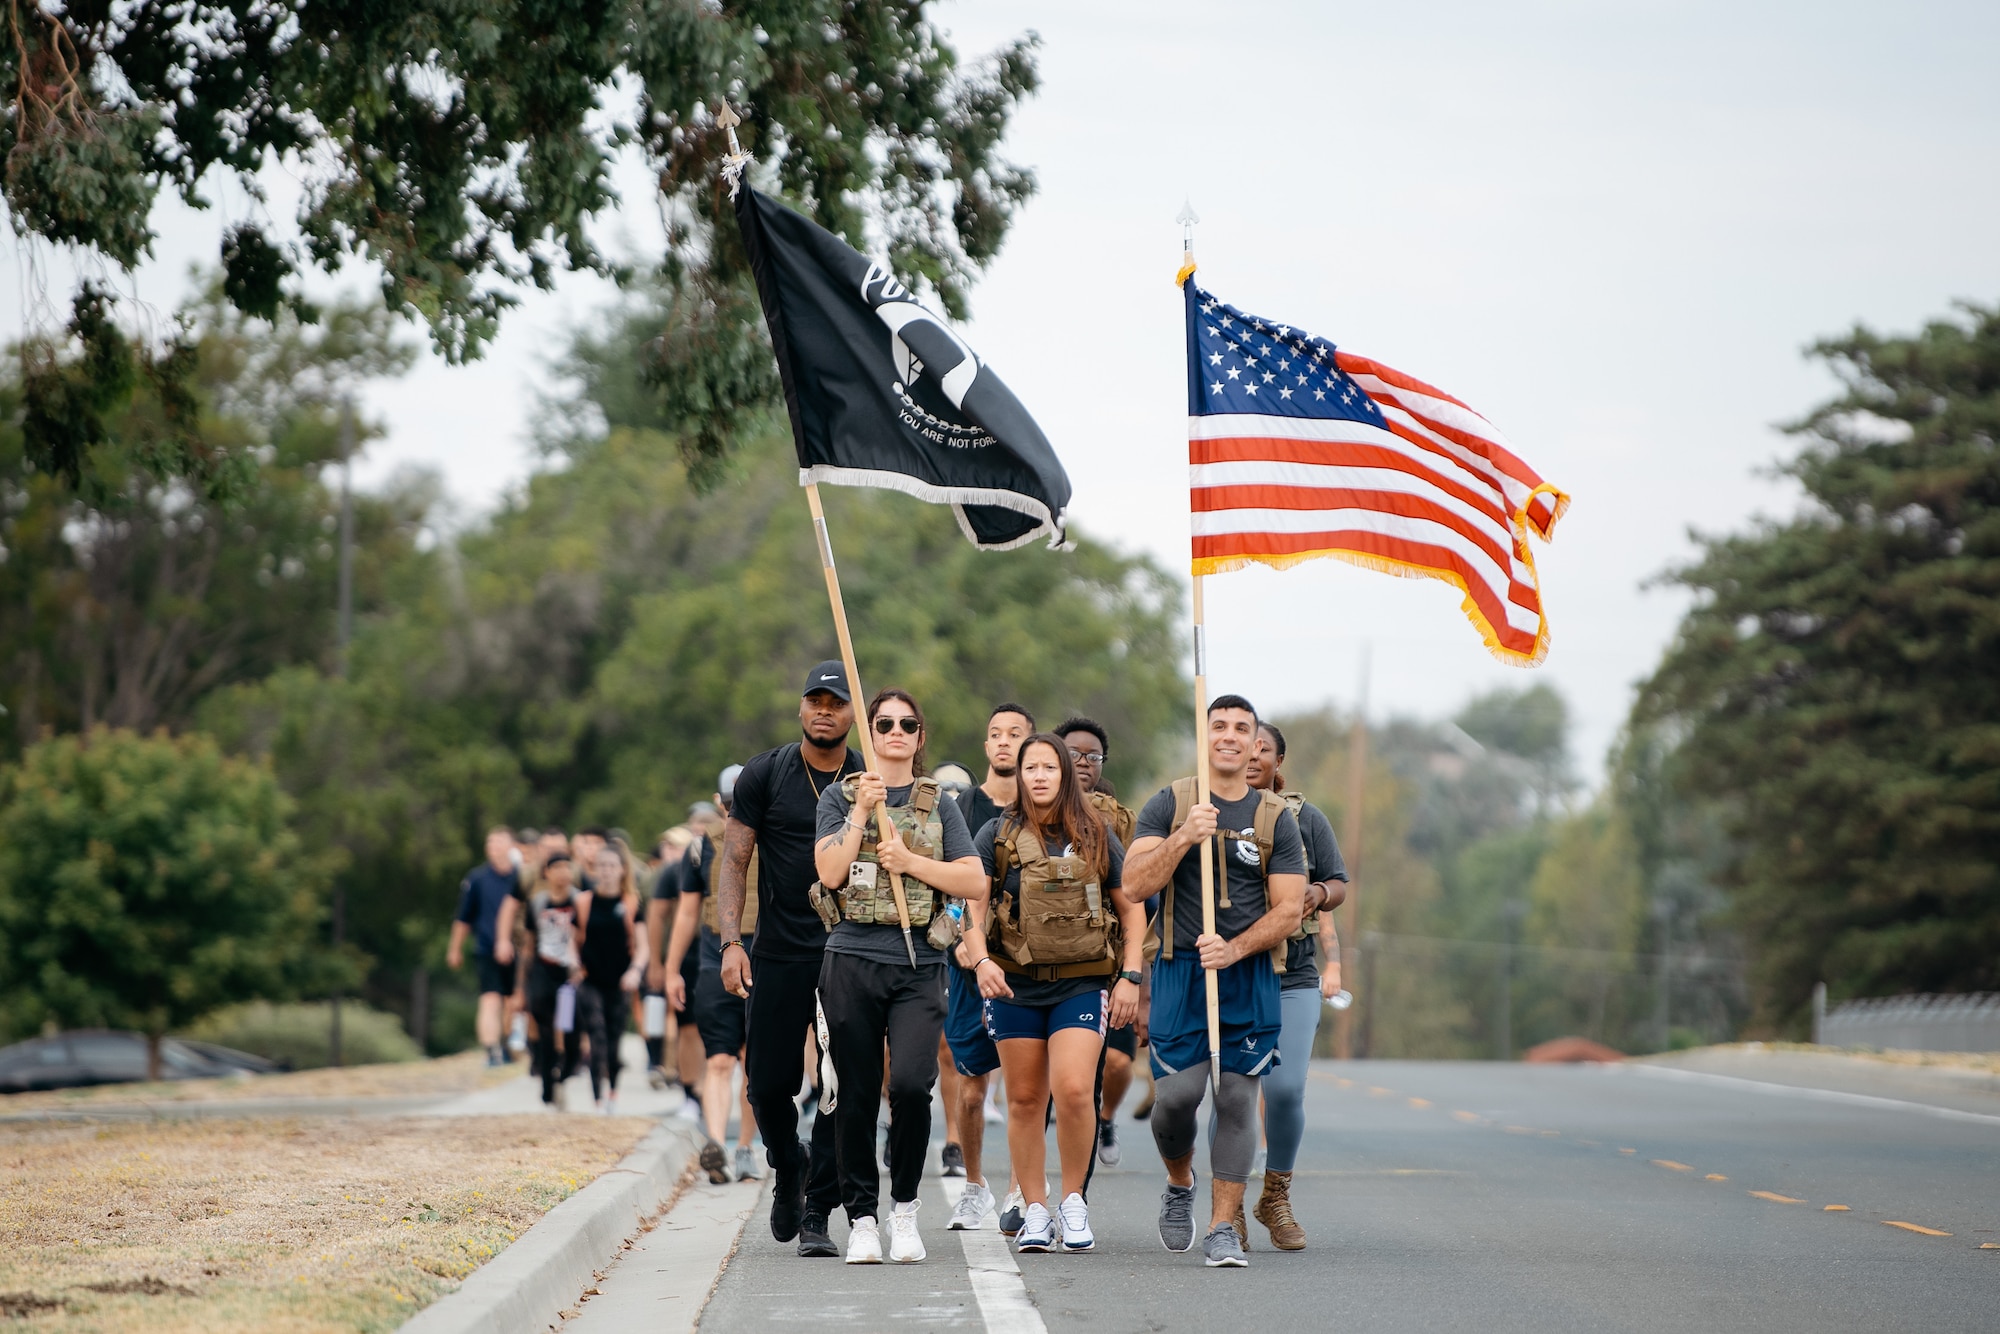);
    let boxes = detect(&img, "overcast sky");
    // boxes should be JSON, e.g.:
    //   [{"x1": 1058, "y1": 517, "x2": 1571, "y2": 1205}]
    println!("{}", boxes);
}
[{"x1": 6, "y1": 1, "x2": 1997, "y2": 781}]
